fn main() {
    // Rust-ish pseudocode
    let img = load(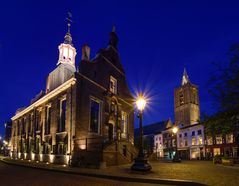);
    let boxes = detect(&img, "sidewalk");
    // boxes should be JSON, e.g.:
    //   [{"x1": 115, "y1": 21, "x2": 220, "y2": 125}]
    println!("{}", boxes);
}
[{"x1": 0, "y1": 157, "x2": 205, "y2": 186}]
